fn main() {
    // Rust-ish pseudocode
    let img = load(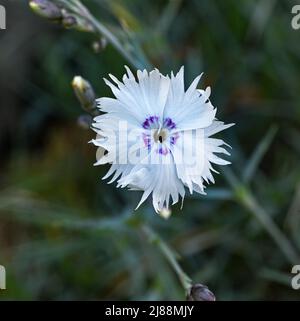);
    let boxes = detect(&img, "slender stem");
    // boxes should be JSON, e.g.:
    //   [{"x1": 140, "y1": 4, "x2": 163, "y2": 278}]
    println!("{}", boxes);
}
[
  {"x1": 157, "y1": 0, "x2": 183, "y2": 34},
  {"x1": 86, "y1": 14, "x2": 144, "y2": 69},
  {"x1": 238, "y1": 188, "x2": 300, "y2": 264},
  {"x1": 57, "y1": 0, "x2": 80, "y2": 14},
  {"x1": 58, "y1": 0, "x2": 146, "y2": 69},
  {"x1": 224, "y1": 168, "x2": 300, "y2": 264},
  {"x1": 142, "y1": 225, "x2": 192, "y2": 293}
]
